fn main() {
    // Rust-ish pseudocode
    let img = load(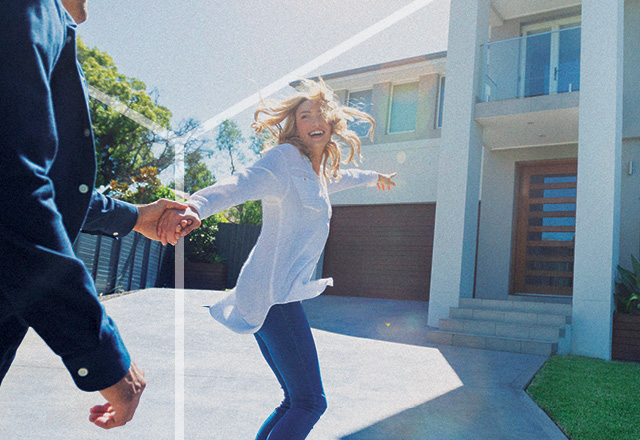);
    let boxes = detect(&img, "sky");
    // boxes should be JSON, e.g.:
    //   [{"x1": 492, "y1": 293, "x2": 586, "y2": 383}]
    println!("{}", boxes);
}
[{"x1": 79, "y1": 0, "x2": 451, "y2": 178}]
